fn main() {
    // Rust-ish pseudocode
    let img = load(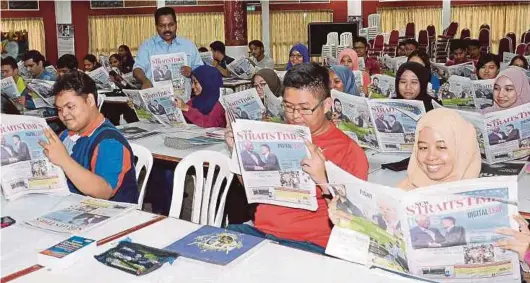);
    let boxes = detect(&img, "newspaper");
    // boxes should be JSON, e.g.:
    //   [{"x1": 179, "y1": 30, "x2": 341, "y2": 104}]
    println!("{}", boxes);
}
[
  {"x1": 263, "y1": 85, "x2": 283, "y2": 122},
  {"x1": 275, "y1": 70, "x2": 287, "y2": 83},
  {"x1": 123, "y1": 85, "x2": 187, "y2": 127},
  {"x1": 119, "y1": 125, "x2": 162, "y2": 141},
  {"x1": 121, "y1": 72, "x2": 141, "y2": 89},
  {"x1": 232, "y1": 120, "x2": 317, "y2": 210},
  {"x1": 353, "y1": 70, "x2": 365, "y2": 97},
  {"x1": 368, "y1": 74, "x2": 396, "y2": 99},
  {"x1": 502, "y1": 52, "x2": 517, "y2": 64},
  {"x1": 432, "y1": 62, "x2": 476, "y2": 80},
  {"x1": 453, "y1": 103, "x2": 530, "y2": 164},
  {"x1": 199, "y1": 51, "x2": 214, "y2": 66},
  {"x1": 227, "y1": 57, "x2": 255, "y2": 80},
  {"x1": 438, "y1": 76, "x2": 494, "y2": 111},
  {"x1": 17, "y1": 61, "x2": 30, "y2": 79},
  {"x1": 87, "y1": 66, "x2": 113, "y2": 90},
  {"x1": 325, "y1": 162, "x2": 521, "y2": 282},
  {"x1": 0, "y1": 114, "x2": 69, "y2": 201},
  {"x1": 150, "y1": 52, "x2": 191, "y2": 102},
  {"x1": 45, "y1": 65, "x2": 57, "y2": 77},
  {"x1": 1, "y1": 76, "x2": 20, "y2": 98},
  {"x1": 99, "y1": 55, "x2": 111, "y2": 71},
  {"x1": 26, "y1": 79, "x2": 56, "y2": 108},
  {"x1": 25, "y1": 197, "x2": 136, "y2": 234},
  {"x1": 221, "y1": 88, "x2": 265, "y2": 121},
  {"x1": 382, "y1": 55, "x2": 407, "y2": 74}
]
